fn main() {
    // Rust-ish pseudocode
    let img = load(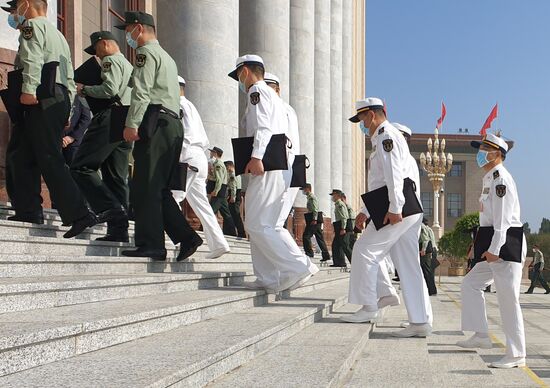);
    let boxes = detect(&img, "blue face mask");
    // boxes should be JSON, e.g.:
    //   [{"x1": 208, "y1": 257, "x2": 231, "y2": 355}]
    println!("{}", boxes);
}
[
  {"x1": 359, "y1": 122, "x2": 369, "y2": 136},
  {"x1": 238, "y1": 72, "x2": 247, "y2": 94},
  {"x1": 126, "y1": 26, "x2": 139, "y2": 49},
  {"x1": 476, "y1": 150, "x2": 490, "y2": 168},
  {"x1": 7, "y1": 14, "x2": 19, "y2": 29}
]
